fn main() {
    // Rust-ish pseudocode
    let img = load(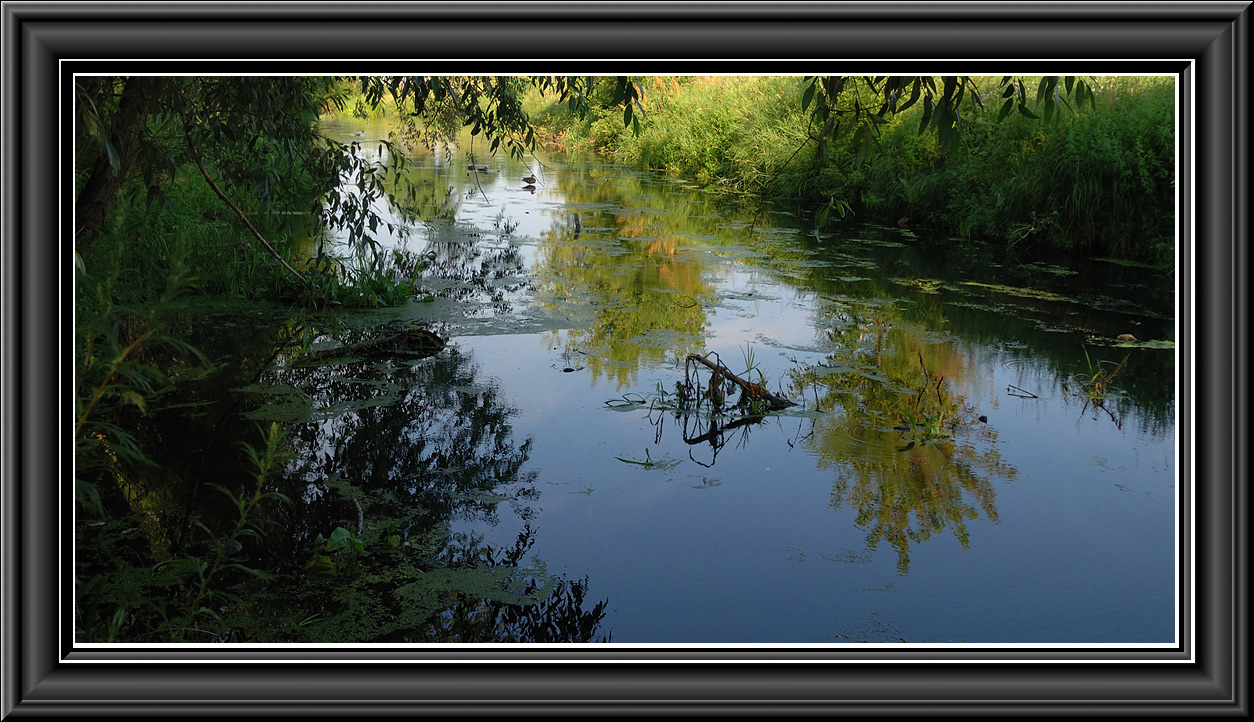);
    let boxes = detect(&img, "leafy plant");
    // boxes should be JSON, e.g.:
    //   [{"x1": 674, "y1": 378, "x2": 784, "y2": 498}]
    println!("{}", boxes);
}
[
  {"x1": 309, "y1": 526, "x2": 366, "y2": 570},
  {"x1": 815, "y1": 195, "x2": 855, "y2": 229},
  {"x1": 169, "y1": 423, "x2": 292, "y2": 641},
  {"x1": 1070, "y1": 347, "x2": 1129, "y2": 402},
  {"x1": 74, "y1": 236, "x2": 210, "y2": 520},
  {"x1": 540, "y1": 75, "x2": 1173, "y2": 263},
  {"x1": 739, "y1": 342, "x2": 773, "y2": 389}
]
